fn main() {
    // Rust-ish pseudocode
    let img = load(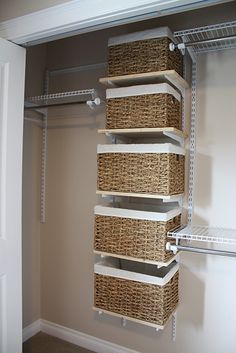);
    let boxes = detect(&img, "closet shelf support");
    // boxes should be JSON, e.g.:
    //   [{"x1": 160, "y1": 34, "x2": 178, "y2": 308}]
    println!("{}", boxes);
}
[{"x1": 170, "y1": 34, "x2": 236, "y2": 52}]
